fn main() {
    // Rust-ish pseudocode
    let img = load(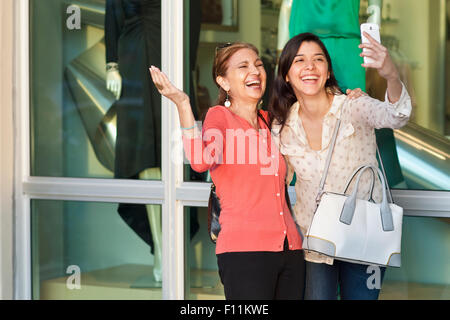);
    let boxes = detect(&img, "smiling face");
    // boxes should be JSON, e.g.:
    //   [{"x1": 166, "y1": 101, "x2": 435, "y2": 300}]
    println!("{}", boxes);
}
[
  {"x1": 216, "y1": 48, "x2": 266, "y2": 105},
  {"x1": 286, "y1": 41, "x2": 330, "y2": 99}
]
